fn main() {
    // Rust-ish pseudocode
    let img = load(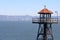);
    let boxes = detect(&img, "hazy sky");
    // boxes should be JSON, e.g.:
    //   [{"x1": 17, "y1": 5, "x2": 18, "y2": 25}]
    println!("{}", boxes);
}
[{"x1": 0, "y1": 0, "x2": 60, "y2": 16}]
